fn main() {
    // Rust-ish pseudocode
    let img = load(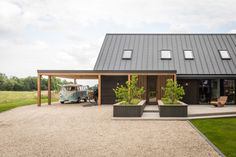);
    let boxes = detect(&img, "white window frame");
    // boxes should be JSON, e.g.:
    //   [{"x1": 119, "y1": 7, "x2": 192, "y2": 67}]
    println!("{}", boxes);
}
[
  {"x1": 122, "y1": 50, "x2": 132, "y2": 60},
  {"x1": 184, "y1": 50, "x2": 194, "y2": 60},
  {"x1": 161, "y1": 50, "x2": 171, "y2": 60},
  {"x1": 219, "y1": 50, "x2": 231, "y2": 60}
]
